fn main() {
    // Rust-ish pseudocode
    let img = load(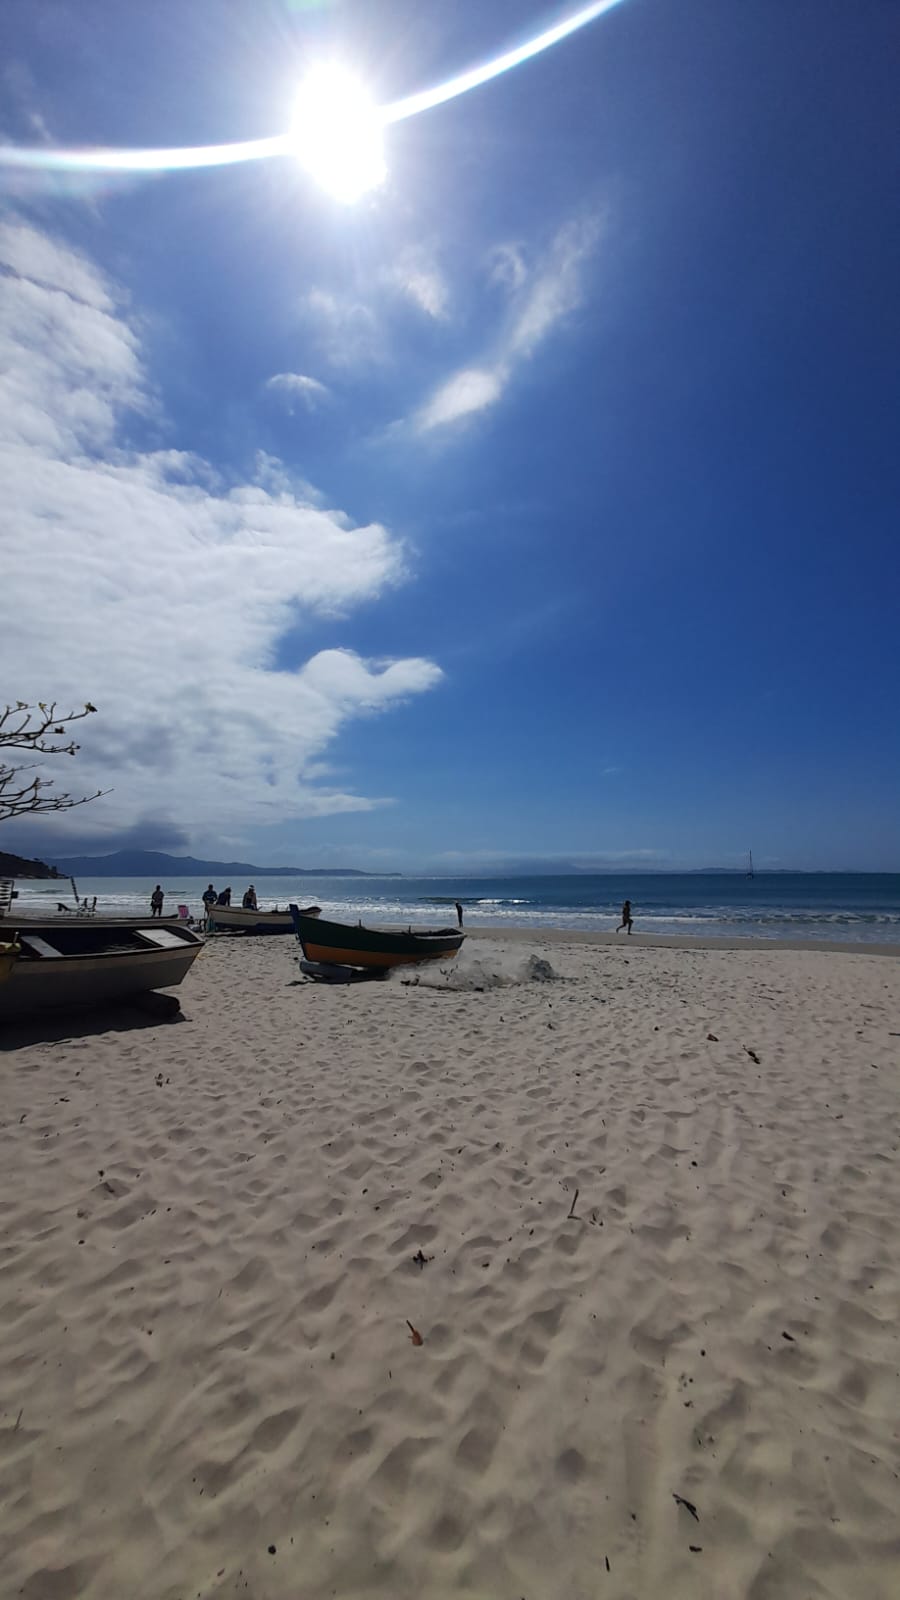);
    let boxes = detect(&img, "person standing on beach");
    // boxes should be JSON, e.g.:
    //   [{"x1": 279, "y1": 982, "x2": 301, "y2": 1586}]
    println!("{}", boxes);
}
[
  {"x1": 242, "y1": 885, "x2": 258, "y2": 910},
  {"x1": 202, "y1": 884, "x2": 217, "y2": 916},
  {"x1": 150, "y1": 885, "x2": 164, "y2": 918},
  {"x1": 455, "y1": 900, "x2": 464, "y2": 928},
  {"x1": 617, "y1": 899, "x2": 633, "y2": 935}
]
